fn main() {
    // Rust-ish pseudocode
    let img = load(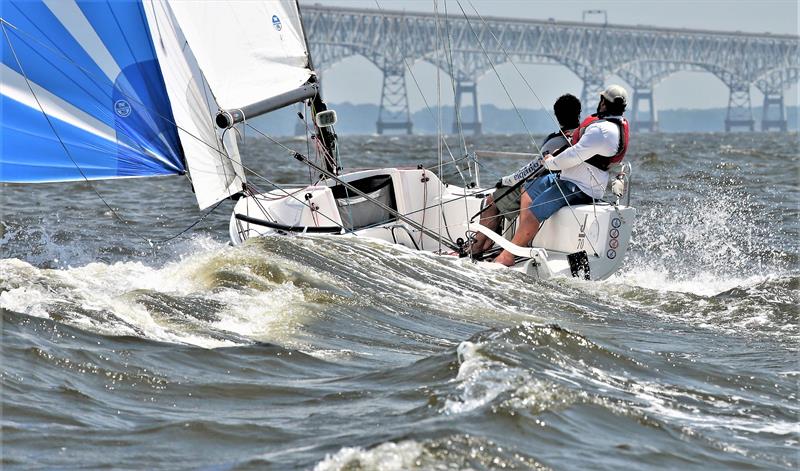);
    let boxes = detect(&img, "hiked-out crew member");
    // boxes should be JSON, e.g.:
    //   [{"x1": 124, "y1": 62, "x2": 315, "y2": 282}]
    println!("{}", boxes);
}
[
  {"x1": 493, "y1": 84, "x2": 631, "y2": 266},
  {"x1": 470, "y1": 93, "x2": 582, "y2": 255}
]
